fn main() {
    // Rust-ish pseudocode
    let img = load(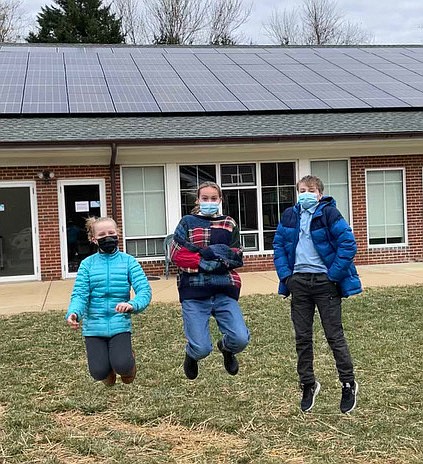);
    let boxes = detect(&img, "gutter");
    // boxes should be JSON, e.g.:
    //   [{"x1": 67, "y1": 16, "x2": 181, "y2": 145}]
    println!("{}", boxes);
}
[{"x1": 110, "y1": 142, "x2": 117, "y2": 220}]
